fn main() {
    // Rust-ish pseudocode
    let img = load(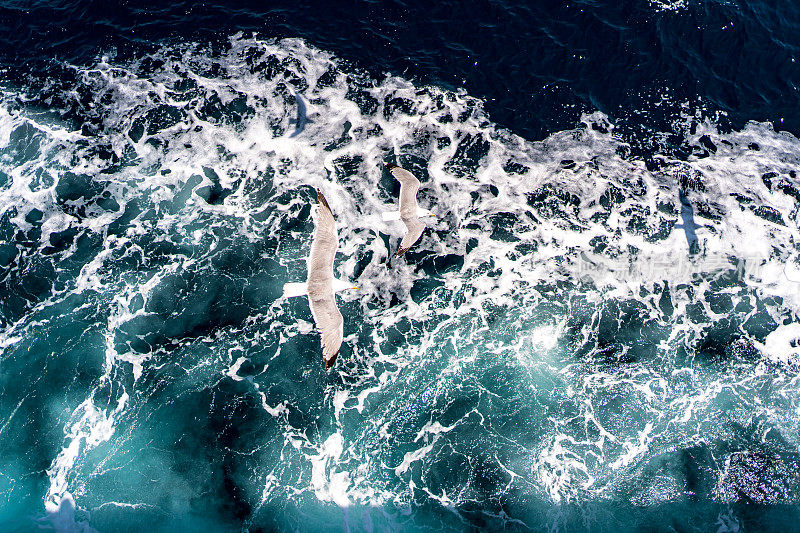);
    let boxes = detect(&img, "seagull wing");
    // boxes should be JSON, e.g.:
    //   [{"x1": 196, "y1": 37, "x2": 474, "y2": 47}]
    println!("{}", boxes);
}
[
  {"x1": 396, "y1": 218, "x2": 425, "y2": 257},
  {"x1": 388, "y1": 165, "x2": 421, "y2": 219},
  {"x1": 309, "y1": 295, "x2": 343, "y2": 370},
  {"x1": 307, "y1": 190, "x2": 343, "y2": 369}
]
